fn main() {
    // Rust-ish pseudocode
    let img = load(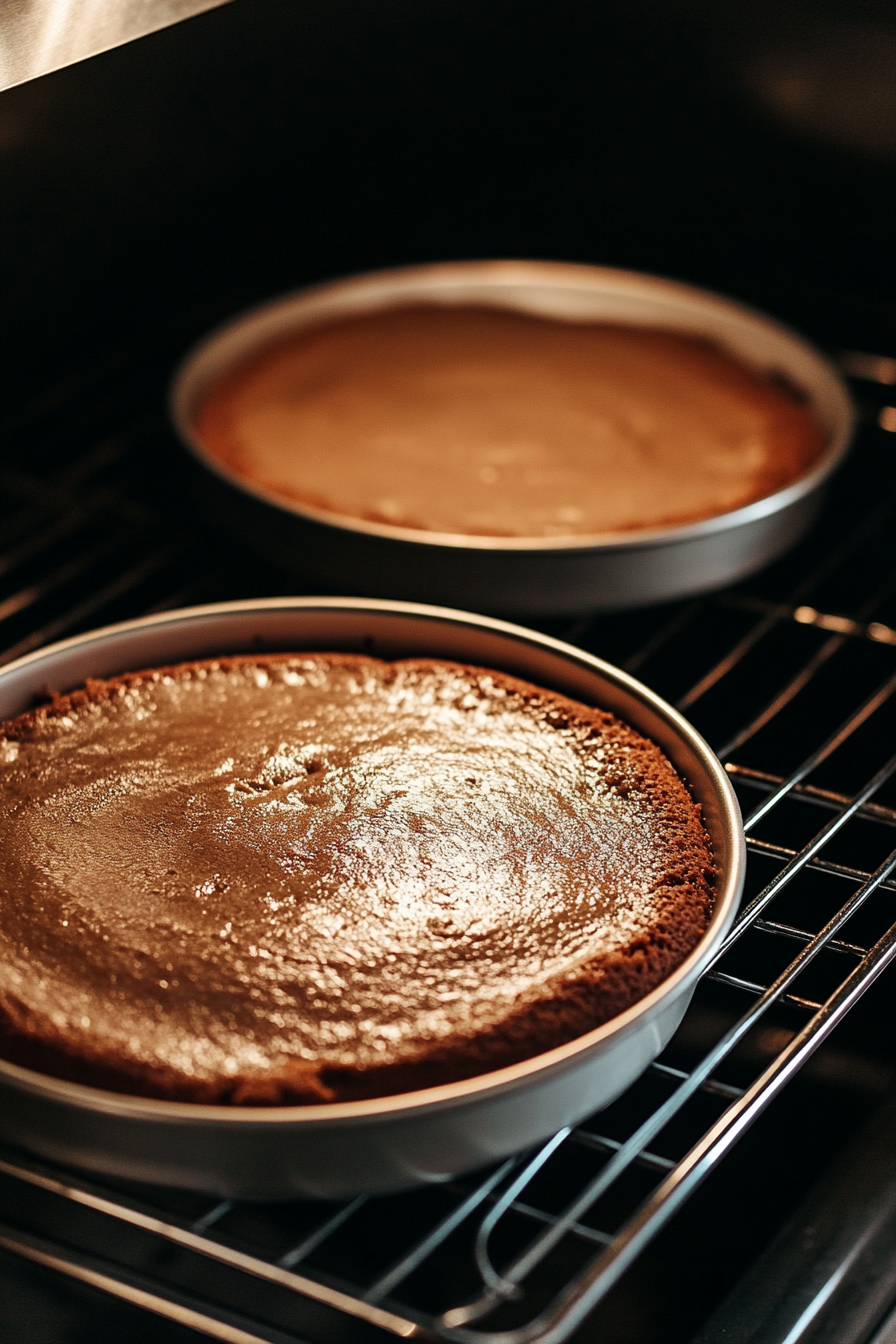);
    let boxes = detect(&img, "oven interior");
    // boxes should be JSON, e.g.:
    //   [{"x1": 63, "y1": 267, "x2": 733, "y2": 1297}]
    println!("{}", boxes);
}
[{"x1": 1, "y1": 3, "x2": 896, "y2": 1341}]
